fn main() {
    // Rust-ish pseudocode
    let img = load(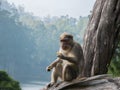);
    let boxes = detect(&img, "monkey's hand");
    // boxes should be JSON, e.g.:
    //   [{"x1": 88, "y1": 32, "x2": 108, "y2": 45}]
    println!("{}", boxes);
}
[
  {"x1": 56, "y1": 52, "x2": 63, "y2": 57},
  {"x1": 57, "y1": 53, "x2": 77, "y2": 64},
  {"x1": 46, "y1": 65, "x2": 53, "y2": 72},
  {"x1": 57, "y1": 53, "x2": 65, "y2": 59}
]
